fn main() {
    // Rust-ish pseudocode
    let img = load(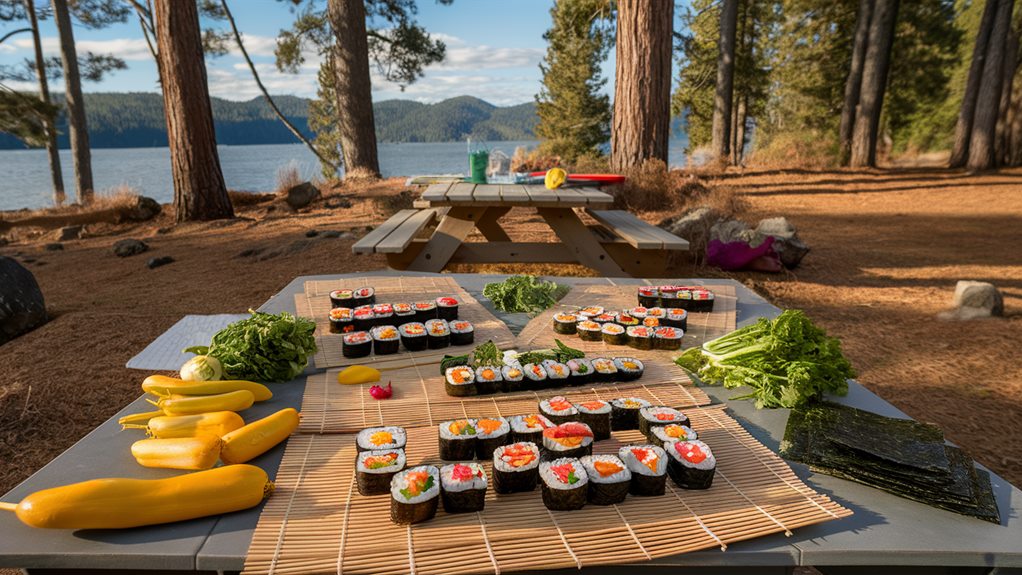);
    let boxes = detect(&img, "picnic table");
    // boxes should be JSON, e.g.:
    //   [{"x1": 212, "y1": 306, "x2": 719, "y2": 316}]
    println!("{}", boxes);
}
[
  {"x1": 2, "y1": 272, "x2": 1022, "y2": 575},
  {"x1": 353, "y1": 183, "x2": 689, "y2": 276}
]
